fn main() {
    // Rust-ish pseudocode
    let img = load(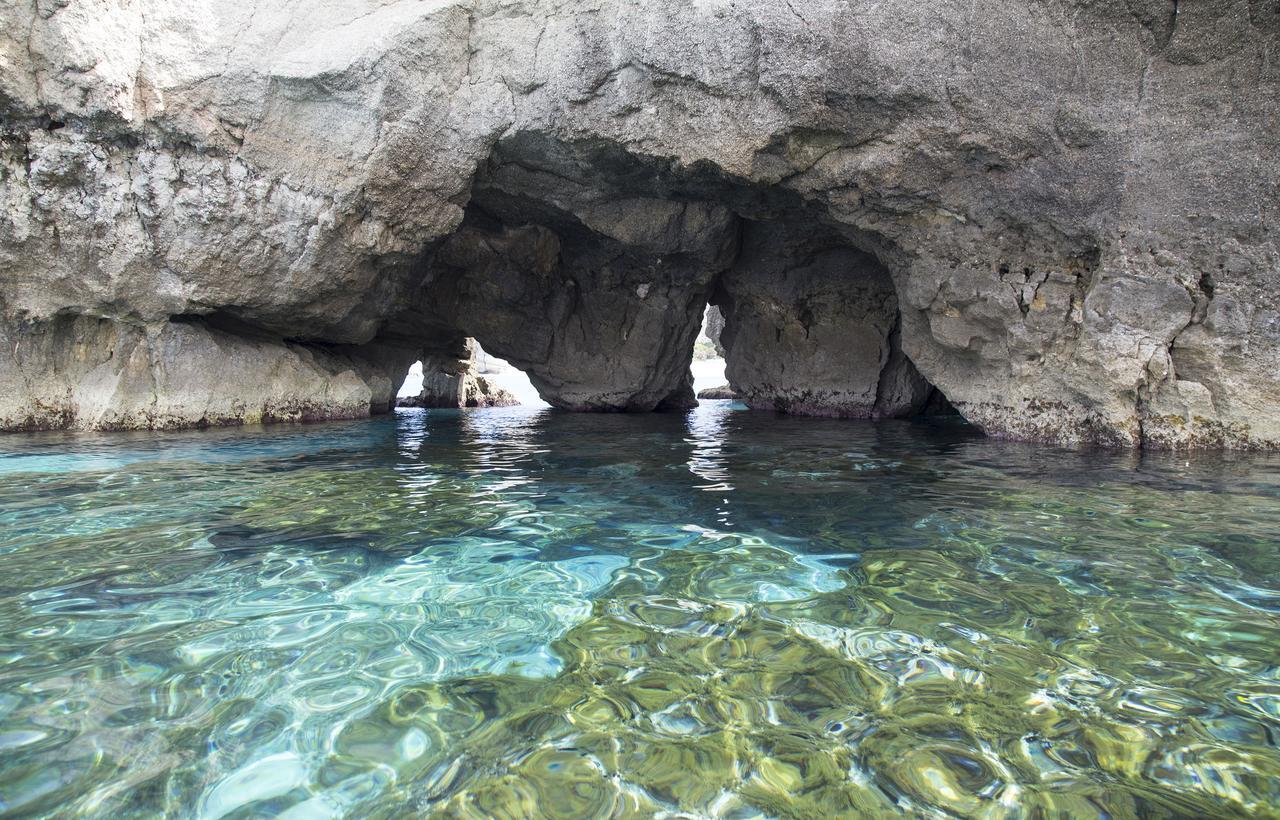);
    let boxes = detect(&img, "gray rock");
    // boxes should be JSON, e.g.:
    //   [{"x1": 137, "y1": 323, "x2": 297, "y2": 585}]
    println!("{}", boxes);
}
[
  {"x1": 697, "y1": 385, "x2": 737, "y2": 400},
  {"x1": 0, "y1": 0, "x2": 1275, "y2": 447},
  {"x1": 714, "y1": 217, "x2": 933, "y2": 419},
  {"x1": 0, "y1": 314, "x2": 412, "y2": 431},
  {"x1": 395, "y1": 376, "x2": 517, "y2": 409},
  {"x1": 406, "y1": 136, "x2": 740, "y2": 412},
  {"x1": 702, "y1": 306, "x2": 727, "y2": 358}
]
